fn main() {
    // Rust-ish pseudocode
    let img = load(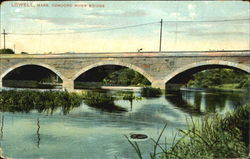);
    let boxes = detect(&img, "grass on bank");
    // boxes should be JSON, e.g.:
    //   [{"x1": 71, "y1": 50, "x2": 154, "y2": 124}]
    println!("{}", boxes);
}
[
  {"x1": 0, "y1": 90, "x2": 83, "y2": 114},
  {"x1": 126, "y1": 104, "x2": 250, "y2": 159},
  {"x1": 0, "y1": 90, "x2": 136, "y2": 114}
]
